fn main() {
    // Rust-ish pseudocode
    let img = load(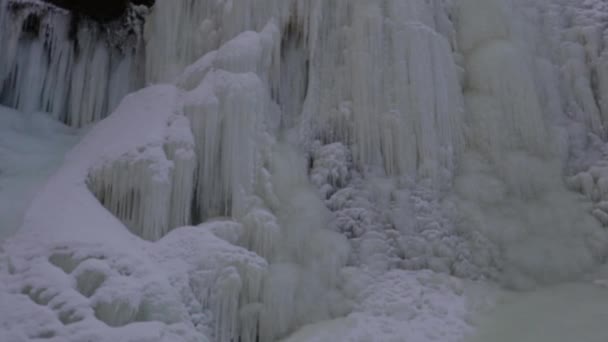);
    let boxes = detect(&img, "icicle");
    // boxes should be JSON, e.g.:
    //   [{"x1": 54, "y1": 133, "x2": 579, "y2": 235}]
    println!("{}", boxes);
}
[
  {"x1": 163, "y1": 115, "x2": 197, "y2": 229},
  {"x1": 183, "y1": 70, "x2": 270, "y2": 221},
  {"x1": 213, "y1": 267, "x2": 242, "y2": 342},
  {"x1": 0, "y1": 0, "x2": 143, "y2": 127},
  {"x1": 87, "y1": 147, "x2": 173, "y2": 241},
  {"x1": 240, "y1": 206, "x2": 280, "y2": 260},
  {"x1": 598, "y1": 53, "x2": 608, "y2": 126},
  {"x1": 238, "y1": 303, "x2": 262, "y2": 342},
  {"x1": 308, "y1": 0, "x2": 463, "y2": 186}
]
